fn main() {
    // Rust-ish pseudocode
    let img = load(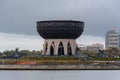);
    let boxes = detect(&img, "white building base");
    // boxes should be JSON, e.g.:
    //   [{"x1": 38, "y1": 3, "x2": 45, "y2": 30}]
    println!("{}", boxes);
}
[{"x1": 43, "y1": 39, "x2": 77, "y2": 56}]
